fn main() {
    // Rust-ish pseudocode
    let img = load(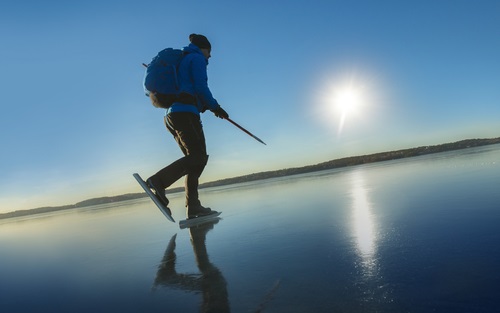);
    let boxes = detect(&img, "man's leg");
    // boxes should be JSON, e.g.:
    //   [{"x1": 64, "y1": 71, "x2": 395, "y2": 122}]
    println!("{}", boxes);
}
[
  {"x1": 150, "y1": 113, "x2": 209, "y2": 210},
  {"x1": 169, "y1": 113, "x2": 208, "y2": 207},
  {"x1": 146, "y1": 113, "x2": 191, "y2": 205},
  {"x1": 184, "y1": 154, "x2": 208, "y2": 207}
]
